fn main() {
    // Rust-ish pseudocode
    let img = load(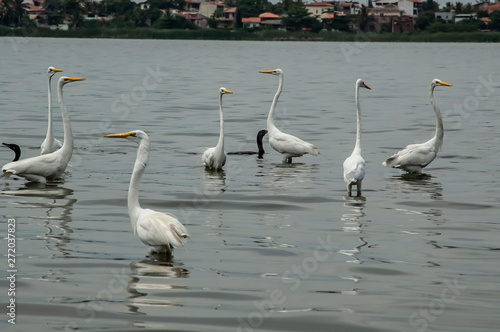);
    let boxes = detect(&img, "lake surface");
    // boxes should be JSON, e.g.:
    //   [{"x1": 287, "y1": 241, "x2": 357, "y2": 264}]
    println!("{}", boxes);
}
[{"x1": 1, "y1": 38, "x2": 499, "y2": 332}]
